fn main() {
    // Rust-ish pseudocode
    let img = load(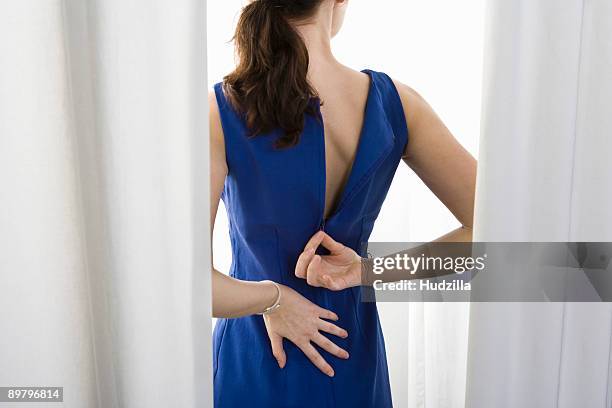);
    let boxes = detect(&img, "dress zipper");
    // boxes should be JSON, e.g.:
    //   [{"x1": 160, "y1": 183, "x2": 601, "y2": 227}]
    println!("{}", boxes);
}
[{"x1": 318, "y1": 101, "x2": 328, "y2": 233}]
